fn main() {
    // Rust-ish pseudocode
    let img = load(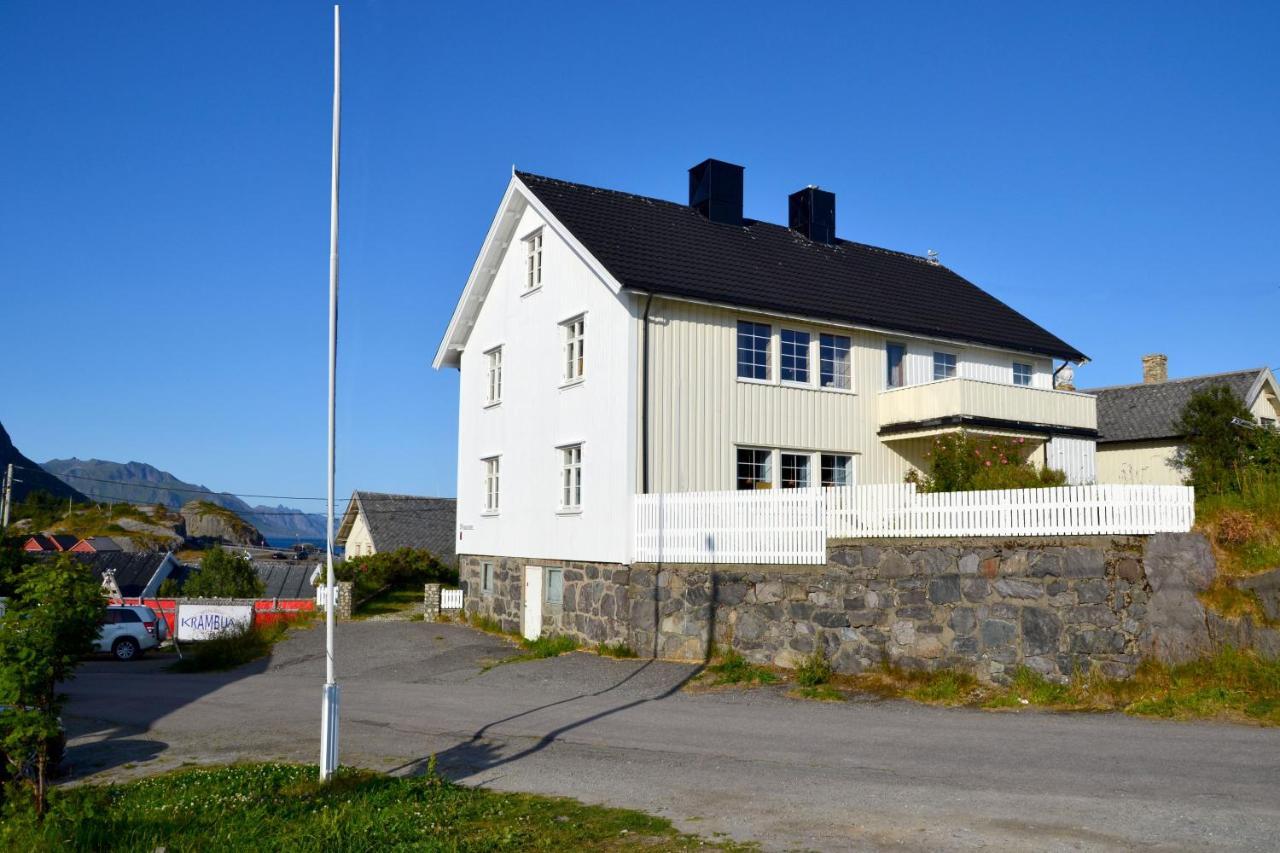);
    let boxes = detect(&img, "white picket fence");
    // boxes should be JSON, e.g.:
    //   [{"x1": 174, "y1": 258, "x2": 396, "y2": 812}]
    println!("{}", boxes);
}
[
  {"x1": 441, "y1": 588, "x2": 464, "y2": 610},
  {"x1": 633, "y1": 488, "x2": 826, "y2": 564},
  {"x1": 634, "y1": 484, "x2": 1194, "y2": 564}
]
